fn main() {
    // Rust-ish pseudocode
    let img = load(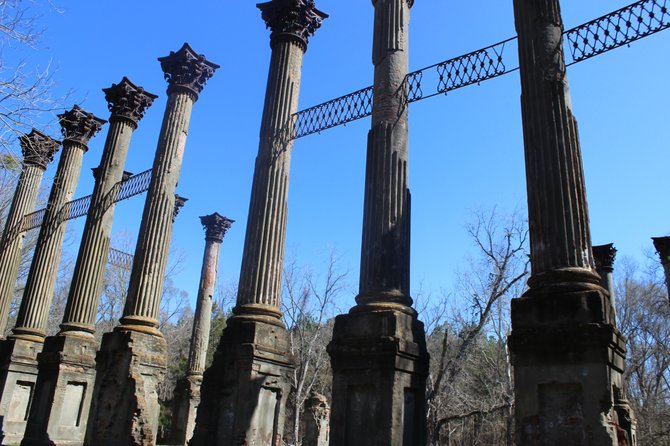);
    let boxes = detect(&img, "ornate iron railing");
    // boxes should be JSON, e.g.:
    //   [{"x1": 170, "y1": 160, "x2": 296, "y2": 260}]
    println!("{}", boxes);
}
[
  {"x1": 22, "y1": 168, "x2": 153, "y2": 231},
  {"x1": 565, "y1": 0, "x2": 669, "y2": 64},
  {"x1": 107, "y1": 247, "x2": 134, "y2": 270},
  {"x1": 288, "y1": 0, "x2": 669, "y2": 141}
]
